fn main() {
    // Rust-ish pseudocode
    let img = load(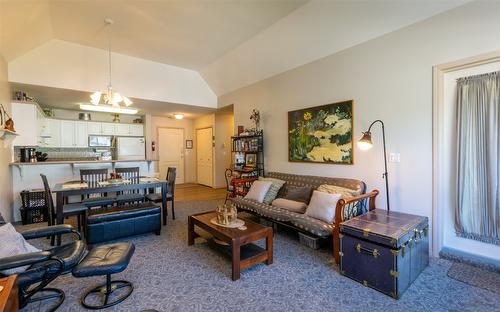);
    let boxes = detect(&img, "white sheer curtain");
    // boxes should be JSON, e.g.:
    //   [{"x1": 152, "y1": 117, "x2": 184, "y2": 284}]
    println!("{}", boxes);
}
[{"x1": 456, "y1": 71, "x2": 500, "y2": 246}]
